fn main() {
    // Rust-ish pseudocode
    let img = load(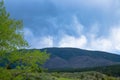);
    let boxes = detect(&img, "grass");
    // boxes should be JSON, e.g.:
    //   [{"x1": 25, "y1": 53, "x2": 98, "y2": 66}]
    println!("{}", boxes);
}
[
  {"x1": 0, "y1": 68, "x2": 120, "y2": 80},
  {"x1": 57, "y1": 78, "x2": 72, "y2": 80}
]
